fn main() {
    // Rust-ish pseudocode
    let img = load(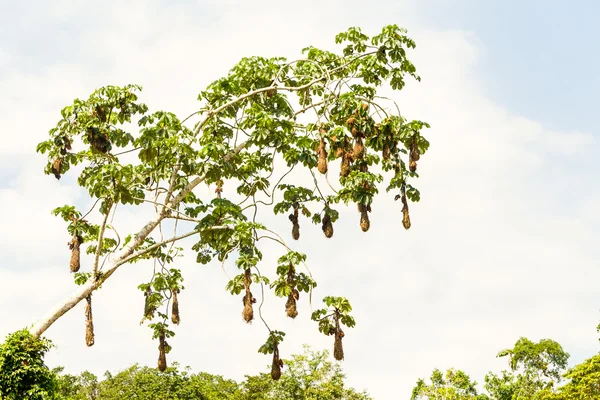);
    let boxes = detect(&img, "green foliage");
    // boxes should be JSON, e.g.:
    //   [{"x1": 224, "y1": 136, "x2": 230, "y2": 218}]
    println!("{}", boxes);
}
[
  {"x1": 497, "y1": 338, "x2": 569, "y2": 381},
  {"x1": 549, "y1": 353, "x2": 600, "y2": 399},
  {"x1": 53, "y1": 368, "x2": 98, "y2": 400},
  {"x1": 51, "y1": 346, "x2": 370, "y2": 399},
  {"x1": 312, "y1": 296, "x2": 355, "y2": 335},
  {"x1": 485, "y1": 337, "x2": 569, "y2": 399},
  {"x1": 55, "y1": 363, "x2": 242, "y2": 400},
  {"x1": 258, "y1": 331, "x2": 286, "y2": 355},
  {"x1": 0, "y1": 330, "x2": 58, "y2": 399},
  {"x1": 411, "y1": 368, "x2": 488, "y2": 400},
  {"x1": 32, "y1": 24, "x2": 431, "y2": 376},
  {"x1": 243, "y1": 346, "x2": 372, "y2": 399}
]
